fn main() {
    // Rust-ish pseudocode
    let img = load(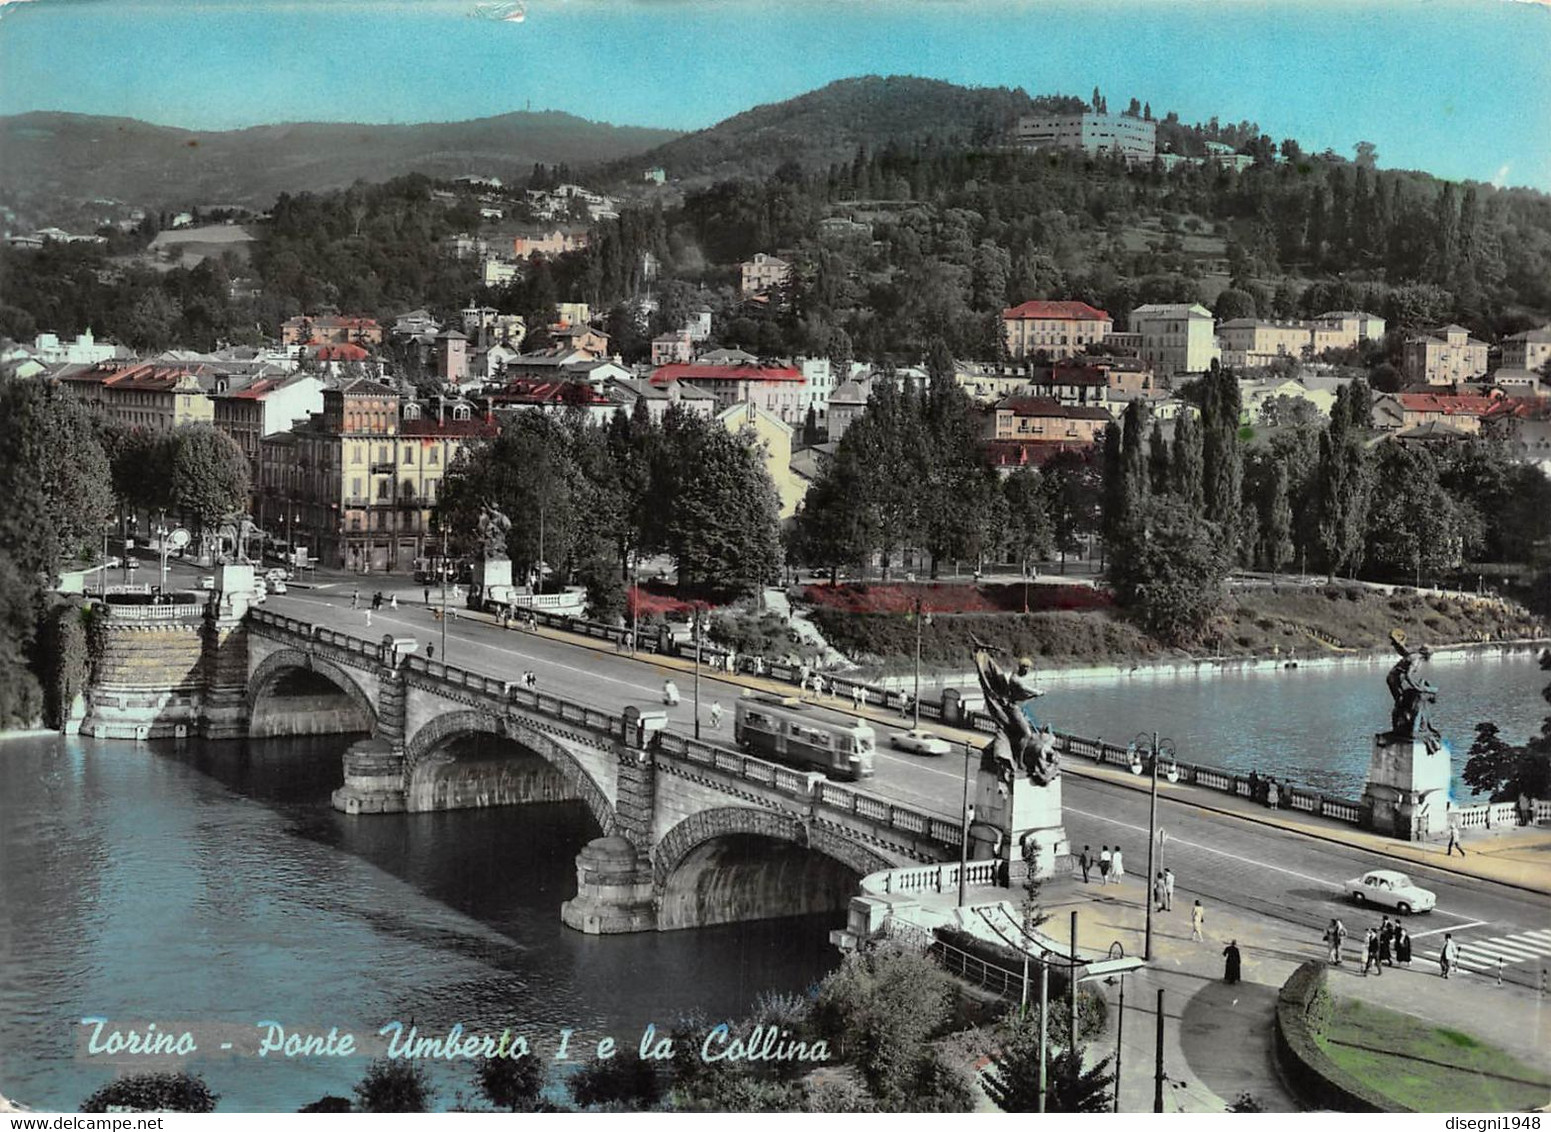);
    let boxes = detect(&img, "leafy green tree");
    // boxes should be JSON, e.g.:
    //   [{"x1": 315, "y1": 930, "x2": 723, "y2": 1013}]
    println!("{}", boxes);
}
[
  {"x1": 1212, "y1": 288, "x2": 1256, "y2": 322},
  {"x1": 568, "y1": 1047, "x2": 666, "y2": 1111},
  {"x1": 811, "y1": 945, "x2": 957, "y2": 1110},
  {"x1": 1364, "y1": 443, "x2": 1463, "y2": 585},
  {"x1": 353, "y1": 1057, "x2": 435, "y2": 1113},
  {"x1": 983, "y1": 1014, "x2": 1115, "y2": 1113},
  {"x1": 475, "y1": 1054, "x2": 545, "y2": 1112},
  {"x1": 1199, "y1": 365, "x2": 1244, "y2": 559},
  {"x1": 664, "y1": 416, "x2": 783, "y2": 598},
  {"x1": 1110, "y1": 495, "x2": 1229, "y2": 645},
  {"x1": 1169, "y1": 410, "x2": 1205, "y2": 516},
  {"x1": 169, "y1": 424, "x2": 251, "y2": 549},
  {"x1": 1002, "y1": 468, "x2": 1052, "y2": 572},
  {"x1": 81, "y1": 1072, "x2": 219, "y2": 1113}
]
